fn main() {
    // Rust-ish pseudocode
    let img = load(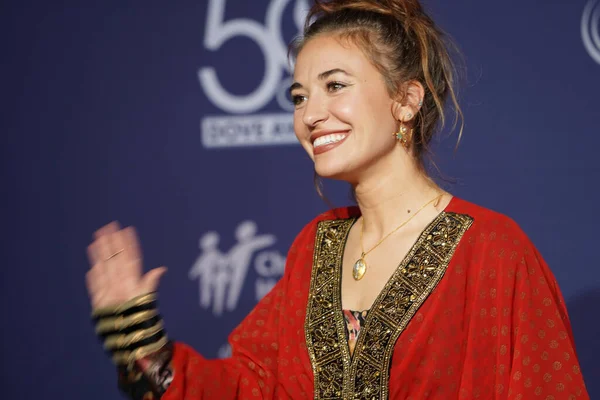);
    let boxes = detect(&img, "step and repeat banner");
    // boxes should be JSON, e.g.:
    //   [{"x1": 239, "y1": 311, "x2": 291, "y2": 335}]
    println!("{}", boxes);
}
[{"x1": 2, "y1": 0, "x2": 599, "y2": 398}]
